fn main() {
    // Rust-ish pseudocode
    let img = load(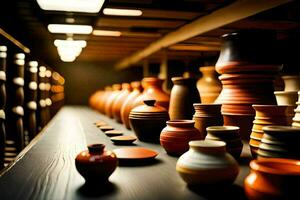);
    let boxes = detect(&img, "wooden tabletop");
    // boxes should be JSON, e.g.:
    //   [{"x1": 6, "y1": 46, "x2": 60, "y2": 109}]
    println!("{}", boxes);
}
[{"x1": 0, "y1": 106, "x2": 251, "y2": 200}]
